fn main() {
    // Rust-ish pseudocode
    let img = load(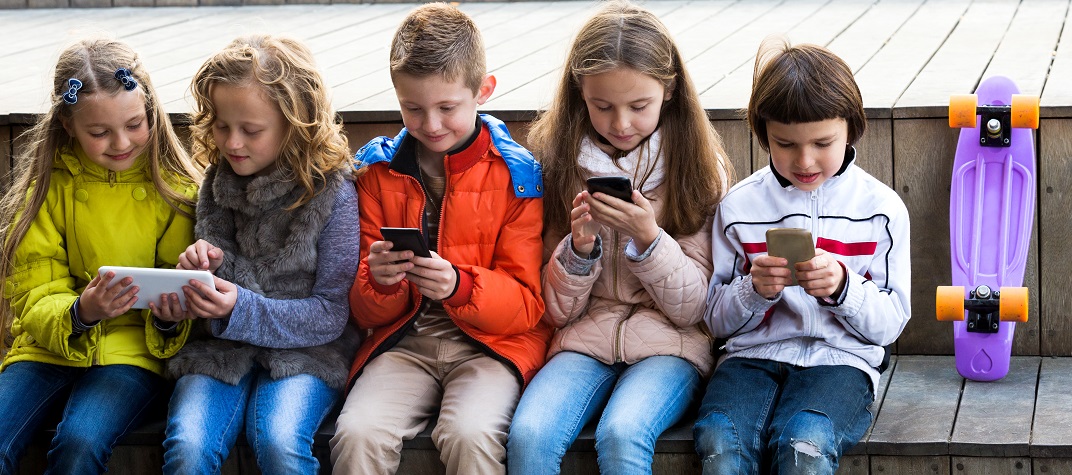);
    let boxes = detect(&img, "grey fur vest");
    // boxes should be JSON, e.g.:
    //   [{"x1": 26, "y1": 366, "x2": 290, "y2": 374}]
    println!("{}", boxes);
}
[{"x1": 167, "y1": 163, "x2": 357, "y2": 389}]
